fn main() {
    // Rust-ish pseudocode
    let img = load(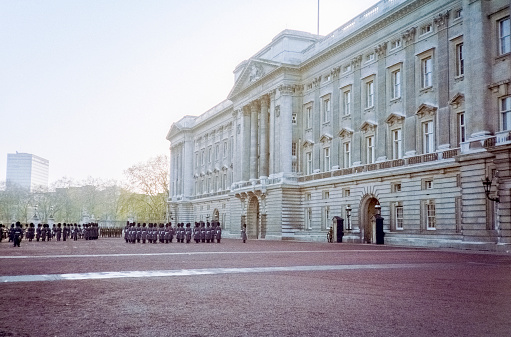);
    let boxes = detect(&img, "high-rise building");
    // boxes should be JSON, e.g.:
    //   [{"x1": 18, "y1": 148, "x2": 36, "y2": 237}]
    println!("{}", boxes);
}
[
  {"x1": 6, "y1": 152, "x2": 49, "y2": 191},
  {"x1": 167, "y1": 0, "x2": 511, "y2": 251}
]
